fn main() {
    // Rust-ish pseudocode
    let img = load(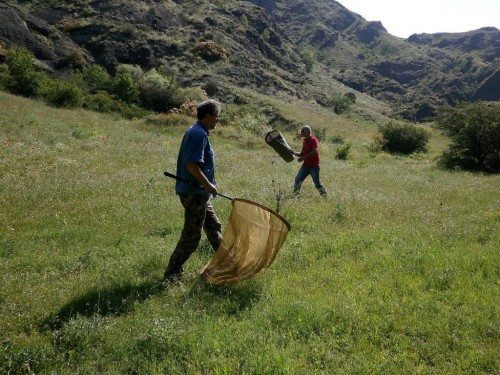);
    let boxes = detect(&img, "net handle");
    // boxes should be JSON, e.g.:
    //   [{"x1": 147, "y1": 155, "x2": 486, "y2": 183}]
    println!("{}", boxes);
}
[{"x1": 164, "y1": 171, "x2": 234, "y2": 201}]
